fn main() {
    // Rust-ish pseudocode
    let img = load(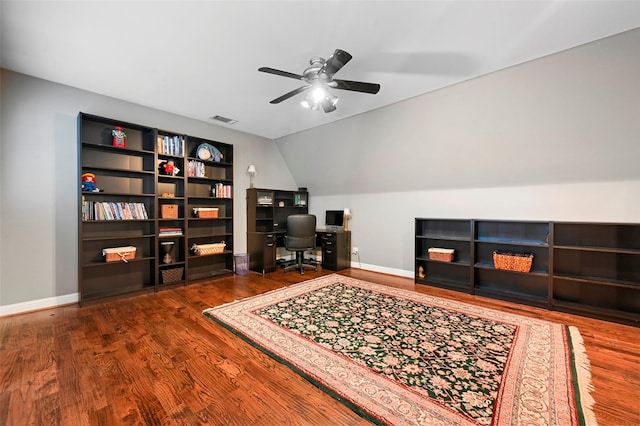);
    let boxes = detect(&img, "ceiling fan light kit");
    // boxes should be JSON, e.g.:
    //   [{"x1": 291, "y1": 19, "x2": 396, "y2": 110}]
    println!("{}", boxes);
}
[
  {"x1": 258, "y1": 49, "x2": 380, "y2": 113},
  {"x1": 300, "y1": 85, "x2": 339, "y2": 112}
]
